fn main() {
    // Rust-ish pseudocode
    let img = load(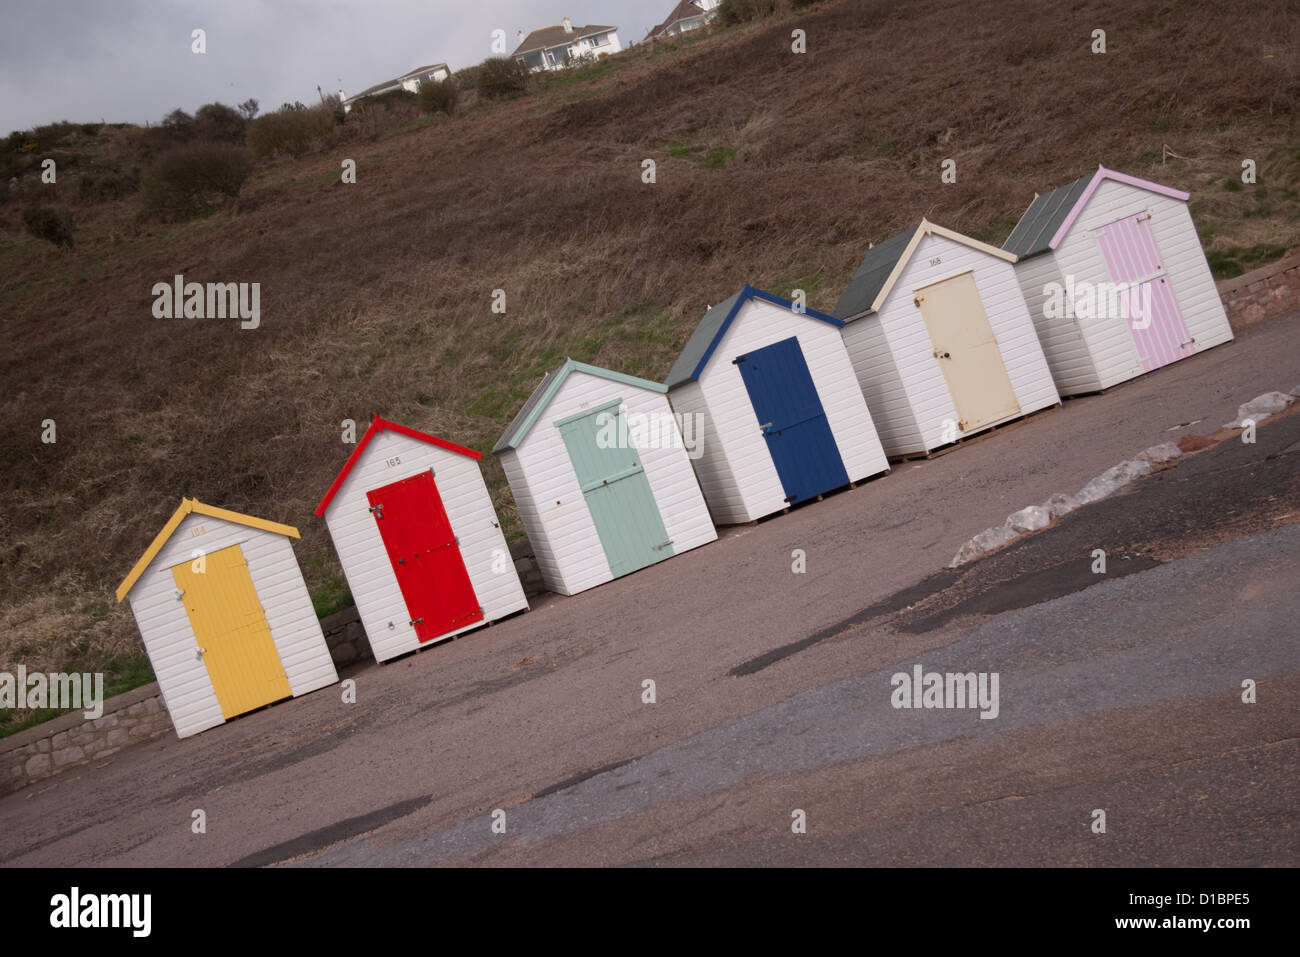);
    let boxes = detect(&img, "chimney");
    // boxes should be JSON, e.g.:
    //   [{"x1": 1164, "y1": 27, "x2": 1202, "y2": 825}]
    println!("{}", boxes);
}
[{"x1": 562, "y1": 17, "x2": 573, "y2": 33}]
